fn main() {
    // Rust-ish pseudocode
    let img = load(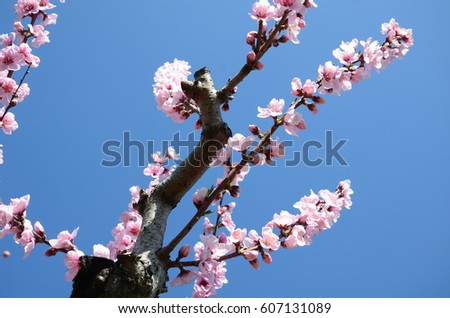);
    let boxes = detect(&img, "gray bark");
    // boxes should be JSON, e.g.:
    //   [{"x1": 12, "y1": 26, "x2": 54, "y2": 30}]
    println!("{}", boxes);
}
[{"x1": 70, "y1": 68, "x2": 232, "y2": 297}]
